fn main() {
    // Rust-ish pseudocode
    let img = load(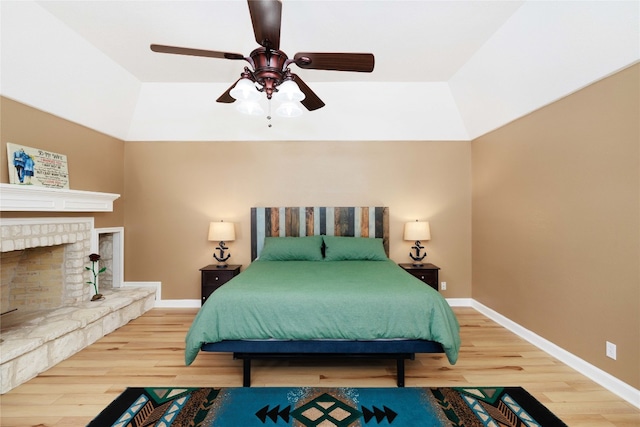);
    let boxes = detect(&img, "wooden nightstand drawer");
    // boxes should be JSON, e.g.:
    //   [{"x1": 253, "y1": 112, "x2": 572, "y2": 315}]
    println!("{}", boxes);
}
[
  {"x1": 398, "y1": 263, "x2": 440, "y2": 291},
  {"x1": 200, "y1": 264, "x2": 241, "y2": 305}
]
